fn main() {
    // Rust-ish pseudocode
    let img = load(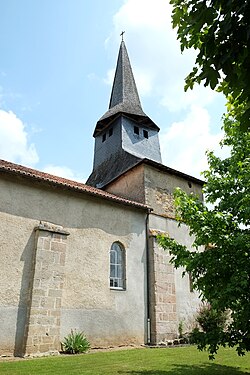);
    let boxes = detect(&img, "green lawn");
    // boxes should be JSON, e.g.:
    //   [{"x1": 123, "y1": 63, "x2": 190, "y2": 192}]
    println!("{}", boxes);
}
[{"x1": 0, "y1": 346, "x2": 250, "y2": 375}]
